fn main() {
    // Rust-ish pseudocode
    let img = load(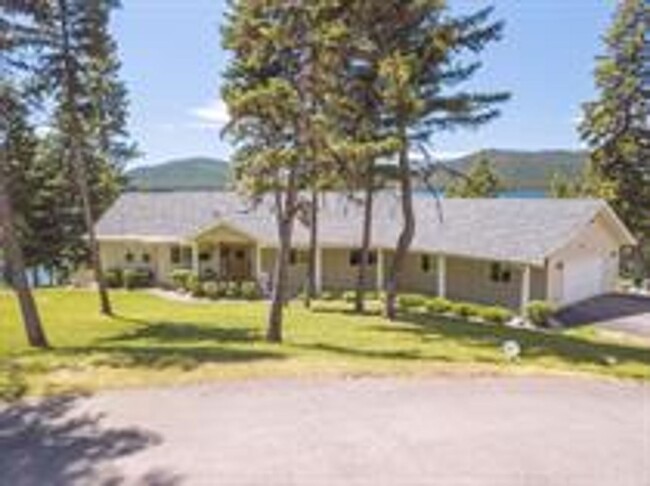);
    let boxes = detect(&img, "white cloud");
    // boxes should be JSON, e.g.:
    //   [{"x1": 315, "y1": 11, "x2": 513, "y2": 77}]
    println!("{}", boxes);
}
[
  {"x1": 409, "y1": 149, "x2": 471, "y2": 161},
  {"x1": 34, "y1": 125, "x2": 53, "y2": 137},
  {"x1": 190, "y1": 98, "x2": 230, "y2": 128}
]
